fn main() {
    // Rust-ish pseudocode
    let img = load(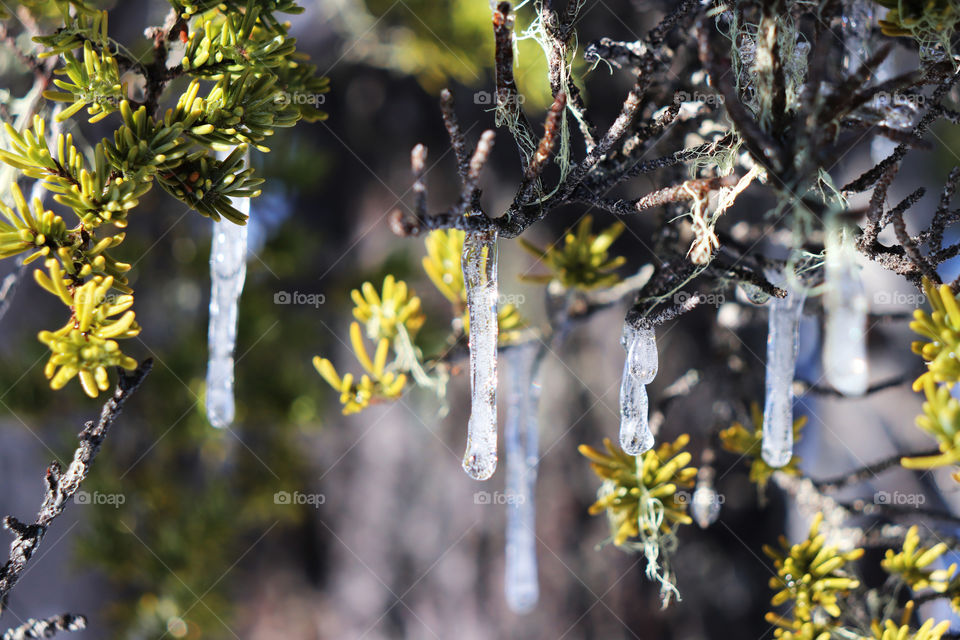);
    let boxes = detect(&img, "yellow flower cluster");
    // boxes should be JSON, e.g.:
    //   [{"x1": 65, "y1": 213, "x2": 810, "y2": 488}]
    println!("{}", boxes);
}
[
  {"x1": 314, "y1": 275, "x2": 424, "y2": 414},
  {"x1": 764, "y1": 513, "x2": 864, "y2": 636},
  {"x1": 519, "y1": 215, "x2": 625, "y2": 290},
  {"x1": 907, "y1": 279, "x2": 960, "y2": 471},
  {"x1": 579, "y1": 435, "x2": 697, "y2": 546}
]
